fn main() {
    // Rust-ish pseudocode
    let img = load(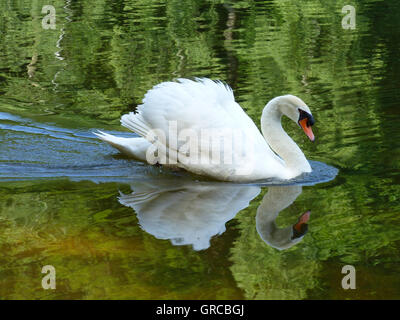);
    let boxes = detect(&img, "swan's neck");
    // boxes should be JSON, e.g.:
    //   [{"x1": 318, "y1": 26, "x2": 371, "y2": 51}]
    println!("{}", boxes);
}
[
  {"x1": 256, "y1": 186, "x2": 302, "y2": 250},
  {"x1": 261, "y1": 99, "x2": 311, "y2": 176},
  {"x1": 256, "y1": 186, "x2": 302, "y2": 224}
]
